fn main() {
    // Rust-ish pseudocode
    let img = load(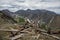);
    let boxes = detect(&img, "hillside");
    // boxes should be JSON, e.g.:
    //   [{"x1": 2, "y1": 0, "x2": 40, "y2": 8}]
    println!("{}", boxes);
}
[
  {"x1": 15, "y1": 9, "x2": 56, "y2": 22},
  {"x1": 50, "y1": 14, "x2": 60, "y2": 31},
  {"x1": 0, "y1": 11, "x2": 15, "y2": 25},
  {"x1": 1, "y1": 9, "x2": 60, "y2": 30},
  {"x1": 0, "y1": 9, "x2": 60, "y2": 40},
  {"x1": 0, "y1": 11, "x2": 16, "y2": 40},
  {"x1": 0, "y1": 10, "x2": 26, "y2": 40}
]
